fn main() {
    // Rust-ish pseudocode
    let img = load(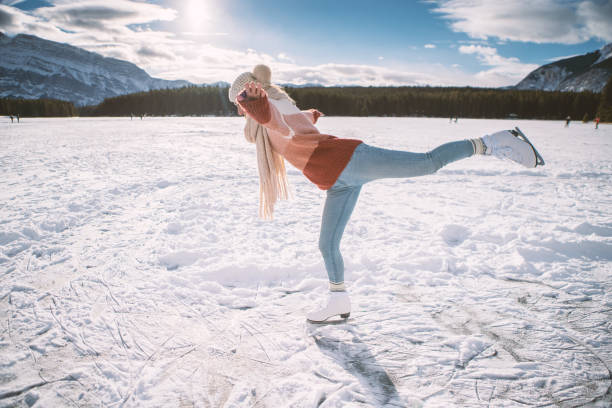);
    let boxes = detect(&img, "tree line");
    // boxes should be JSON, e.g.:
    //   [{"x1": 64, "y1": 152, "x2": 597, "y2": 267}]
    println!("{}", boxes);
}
[
  {"x1": 3, "y1": 82, "x2": 612, "y2": 120},
  {"x1": 81, "y1": 85, "x2": 605, "y2": 120},
  {"x1": 289, "y1": 86, "x2": 602, "y2": 120},
  {"x1": 79, "y1": 85, "x2": 232, "y2": 117},
  {"x1": 0, "y1": 97, "x2": 77, "y2": 117}
]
